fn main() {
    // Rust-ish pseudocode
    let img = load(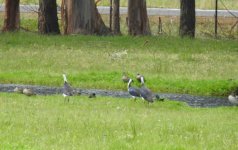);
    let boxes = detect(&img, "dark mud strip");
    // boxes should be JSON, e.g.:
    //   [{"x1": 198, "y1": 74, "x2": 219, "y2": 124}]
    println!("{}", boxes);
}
[{"x1": 0, "y1": 84, "x2": 233, "y2": 107}]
